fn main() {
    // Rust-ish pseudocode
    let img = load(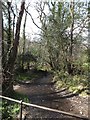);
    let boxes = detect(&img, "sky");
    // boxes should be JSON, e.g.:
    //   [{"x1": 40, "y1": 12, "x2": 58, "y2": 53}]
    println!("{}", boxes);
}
[{"x1": 13, "y1": 0, "x2": 42, "y2": 41}]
